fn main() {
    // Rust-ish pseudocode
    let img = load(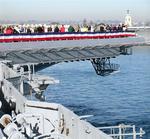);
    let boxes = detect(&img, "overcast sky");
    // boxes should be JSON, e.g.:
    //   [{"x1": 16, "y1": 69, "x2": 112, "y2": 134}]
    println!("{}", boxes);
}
[{"x1": 0, "y1": 0, "x2": 149, "y2": 22}]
